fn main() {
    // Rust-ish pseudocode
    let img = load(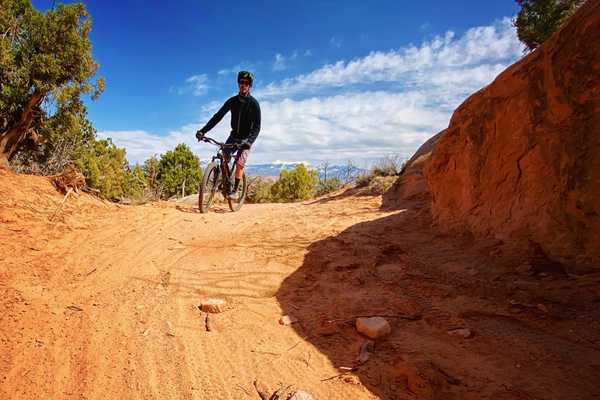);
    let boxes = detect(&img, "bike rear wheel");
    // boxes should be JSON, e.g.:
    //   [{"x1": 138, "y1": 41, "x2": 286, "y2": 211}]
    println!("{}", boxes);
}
[
  {"x1": 199, "y1": 163, "x2": 220, "y2": 213},
  {"x1": 228, "y1": 172, "x2": 247, "y2": 212}
]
